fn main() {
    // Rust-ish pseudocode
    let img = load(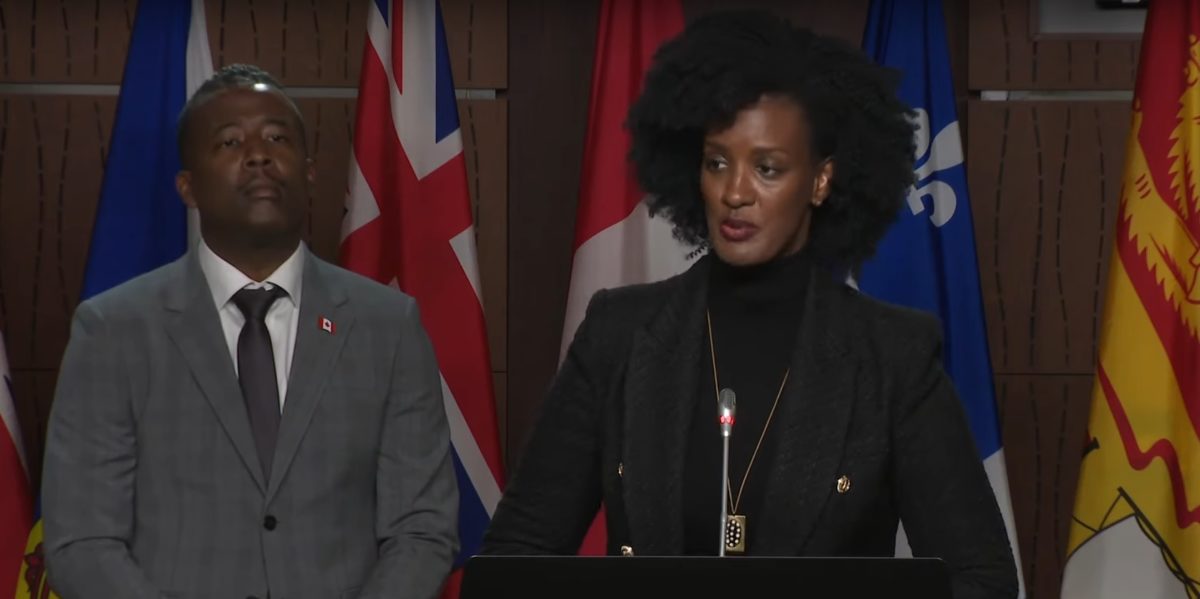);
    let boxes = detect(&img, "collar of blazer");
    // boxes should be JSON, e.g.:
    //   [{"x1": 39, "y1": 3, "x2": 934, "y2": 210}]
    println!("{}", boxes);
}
[
  {"x1": 163, "y1": 249, "x2": 354, "y2": 499},
  {"x1": 620, "y1": 254, "x2": 859, "y2": 555}
]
